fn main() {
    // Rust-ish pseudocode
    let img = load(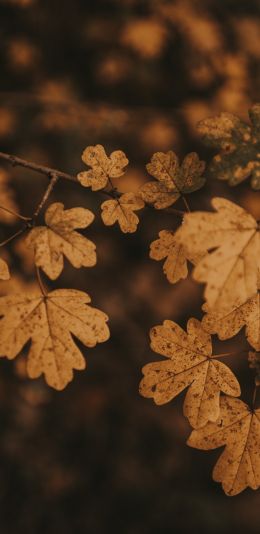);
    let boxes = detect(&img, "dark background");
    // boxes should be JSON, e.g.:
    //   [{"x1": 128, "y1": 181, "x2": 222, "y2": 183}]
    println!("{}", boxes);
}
[{"x1": 0, "y1": 0, "x2": 260, "y2": 532}]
